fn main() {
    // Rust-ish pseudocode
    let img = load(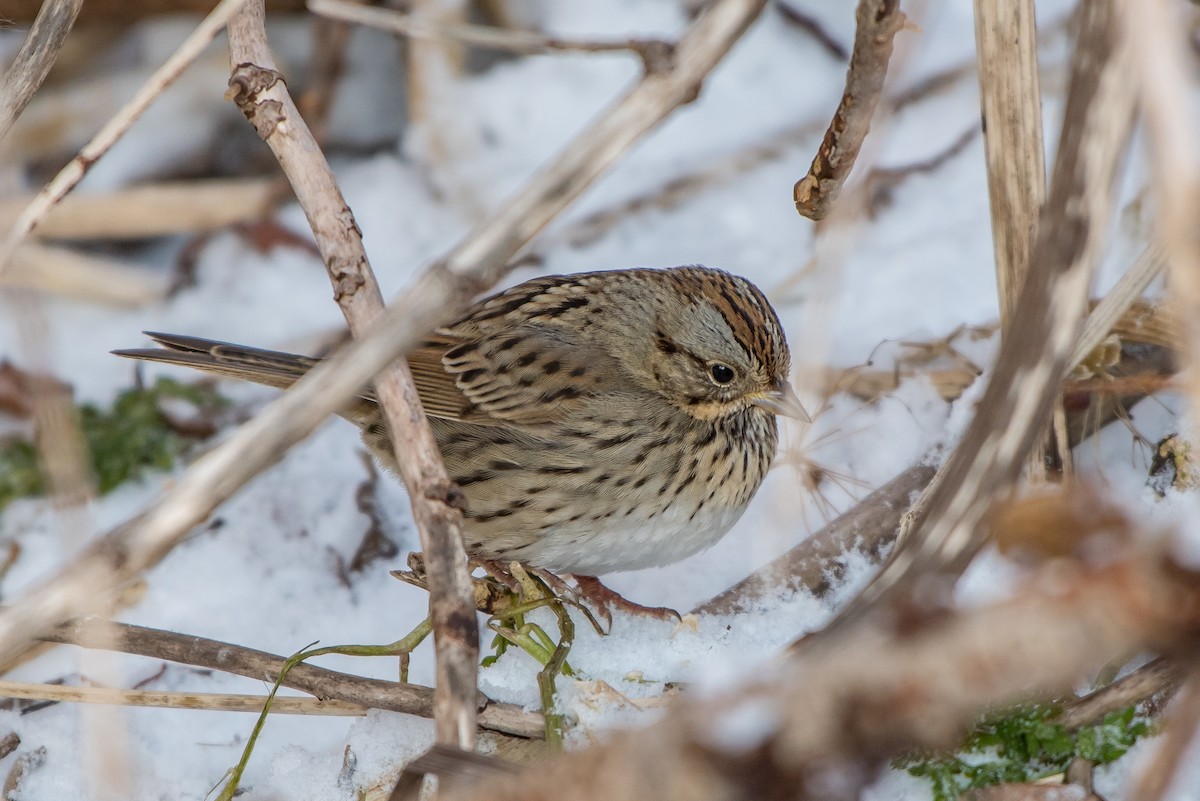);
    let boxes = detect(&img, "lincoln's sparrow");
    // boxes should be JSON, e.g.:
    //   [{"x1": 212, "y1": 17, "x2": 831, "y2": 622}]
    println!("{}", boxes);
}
[{"x1": 115, "y1": 266, "x2": 807, "y2": 576}]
